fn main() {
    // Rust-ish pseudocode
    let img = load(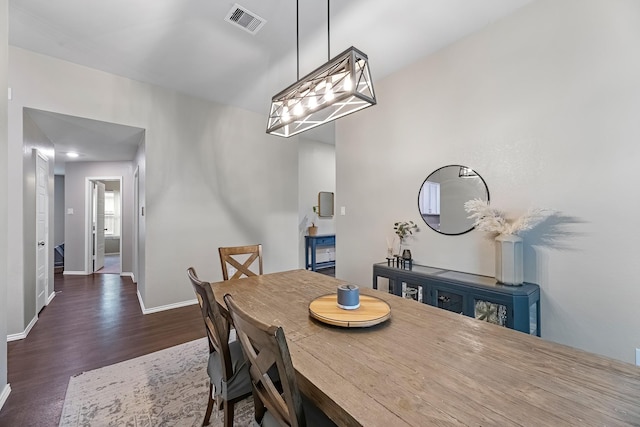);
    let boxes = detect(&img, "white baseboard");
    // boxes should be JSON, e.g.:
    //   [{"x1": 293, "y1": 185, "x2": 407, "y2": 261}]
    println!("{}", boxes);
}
[
  {"x1": 120, "y1": 272, "x2": 134, "y2": 280},
  {"x1": 136, "y1": 290, "x2": 197, "y2": 315},
  {"x1": 63, "y1": 270, "x2": 88, "y2": 275},
  {"x1": 0, "y1": 384, "x2": 11, "y2": 412},
  {"x1": 7, "y1": 314, "x2": 38, "y2": 342},
  {"x1": 46, "y1": 291, "x2": 56, "y2": 305}
]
